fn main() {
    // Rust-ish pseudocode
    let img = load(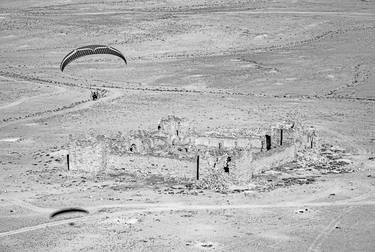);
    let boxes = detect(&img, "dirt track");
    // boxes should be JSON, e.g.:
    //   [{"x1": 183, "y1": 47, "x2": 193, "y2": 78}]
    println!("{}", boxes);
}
[{"x1": 2, "y1": 195, "x2": 375, "y2": 239}]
